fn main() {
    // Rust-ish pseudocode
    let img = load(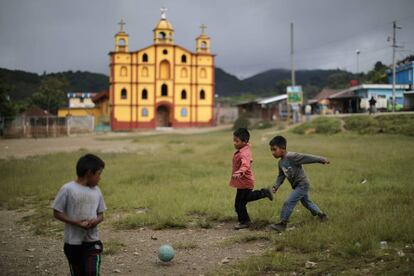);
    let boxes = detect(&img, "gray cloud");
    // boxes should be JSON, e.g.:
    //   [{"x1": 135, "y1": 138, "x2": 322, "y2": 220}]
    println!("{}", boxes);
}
[{"x1": 0, "y1": 0, "x2": 413, "y2": 78}]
